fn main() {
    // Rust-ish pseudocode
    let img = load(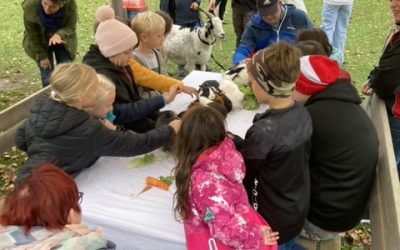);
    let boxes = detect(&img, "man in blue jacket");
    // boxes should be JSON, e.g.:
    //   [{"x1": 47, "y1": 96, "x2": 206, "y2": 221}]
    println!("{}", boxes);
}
[{"x1": 232, "y1": 0, "x2": 312, "y2": 65}]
